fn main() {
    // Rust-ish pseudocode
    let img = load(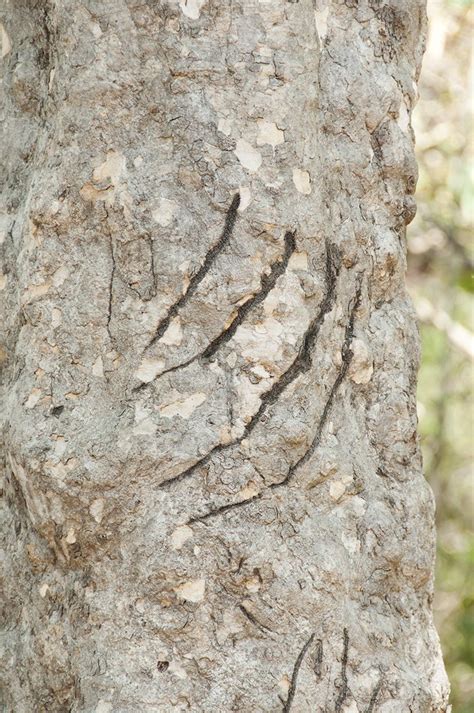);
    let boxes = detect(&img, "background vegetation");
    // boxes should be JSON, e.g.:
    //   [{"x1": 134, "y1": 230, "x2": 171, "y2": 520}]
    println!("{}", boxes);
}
[{"x1": 409, "y1": 1, "x2": 473, "y2": 709}]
